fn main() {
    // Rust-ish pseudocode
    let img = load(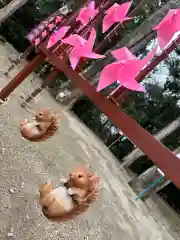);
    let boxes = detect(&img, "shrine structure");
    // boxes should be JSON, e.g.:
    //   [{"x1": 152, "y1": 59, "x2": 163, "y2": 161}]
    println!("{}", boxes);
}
[{"x1": 0, "y1": 0, "x2": 180, "y2": 187}]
